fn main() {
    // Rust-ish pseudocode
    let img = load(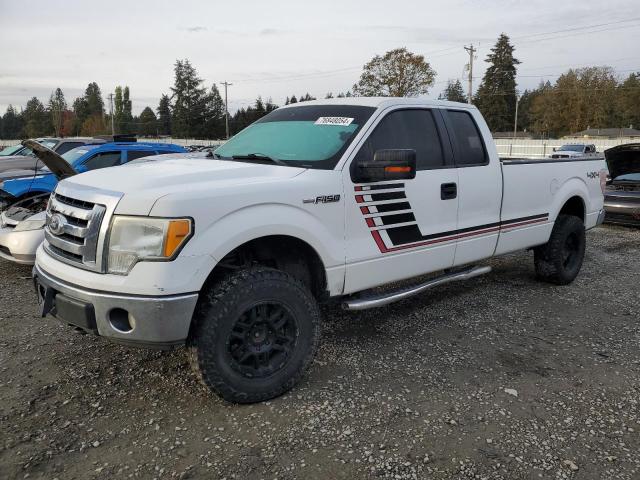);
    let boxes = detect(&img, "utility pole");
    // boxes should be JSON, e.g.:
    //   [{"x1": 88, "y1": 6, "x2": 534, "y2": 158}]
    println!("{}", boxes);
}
[
  {"x1": 464, "y1": 45, "x2": 476, "y2": 104},
  {"x1": 221, "y1": 81, "x2": 233, "y2": 139},
  {"x1": 513, "y1": 94, "x2": 520, "y2": 140},
  {"x1": 108, "y1": 93, "x2": 115, "y2": 135}
]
